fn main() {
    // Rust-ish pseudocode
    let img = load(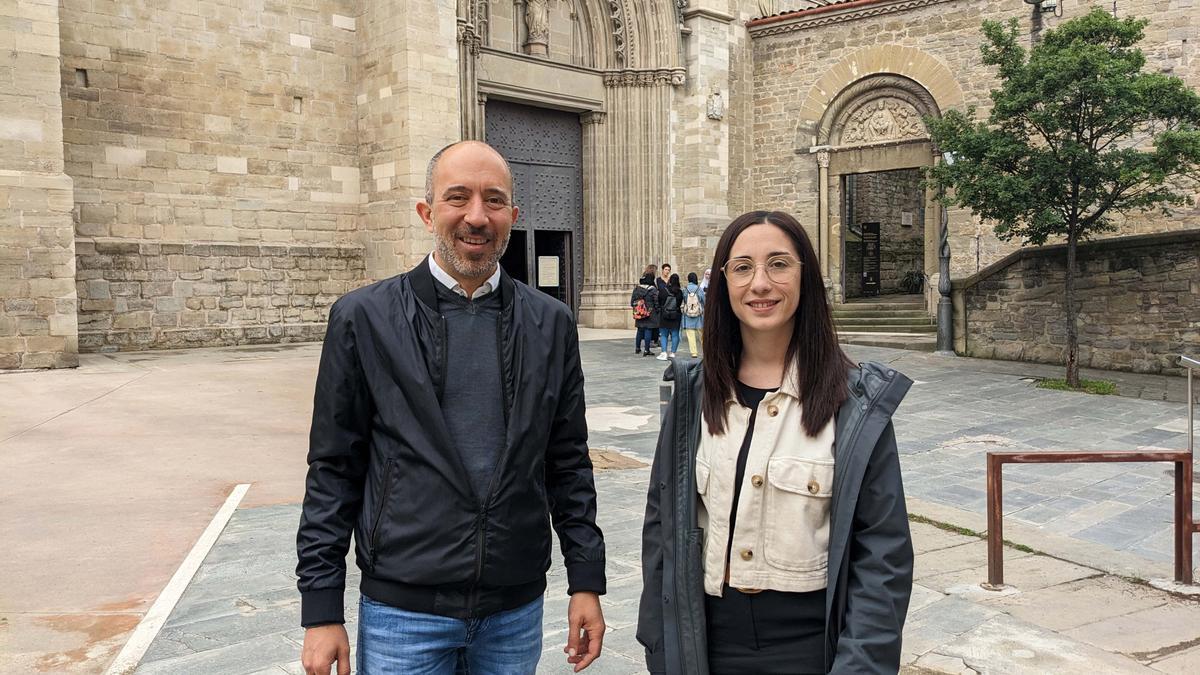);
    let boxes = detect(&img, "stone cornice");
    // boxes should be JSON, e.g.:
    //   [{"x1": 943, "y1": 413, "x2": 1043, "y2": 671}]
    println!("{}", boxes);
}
[
  {"x1": 952, "y1": 229, "x2": 1200, "y2": 292},
  {"x1": 682, "y1": 7, "x2": 736, "y2": 23},
  {"x1": 748, "y1": 0, "x2": 958, "y2": 37},
  {"x1": 603, "y1": 68, "x2": 687, "y2": 87}
]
